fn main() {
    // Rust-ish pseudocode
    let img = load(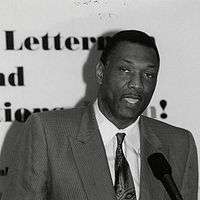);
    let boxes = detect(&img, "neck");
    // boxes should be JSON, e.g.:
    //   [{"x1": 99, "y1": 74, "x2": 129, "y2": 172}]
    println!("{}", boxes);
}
[{"x1": 97, "y1": 97, "x2": 138, "y2": 129}]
